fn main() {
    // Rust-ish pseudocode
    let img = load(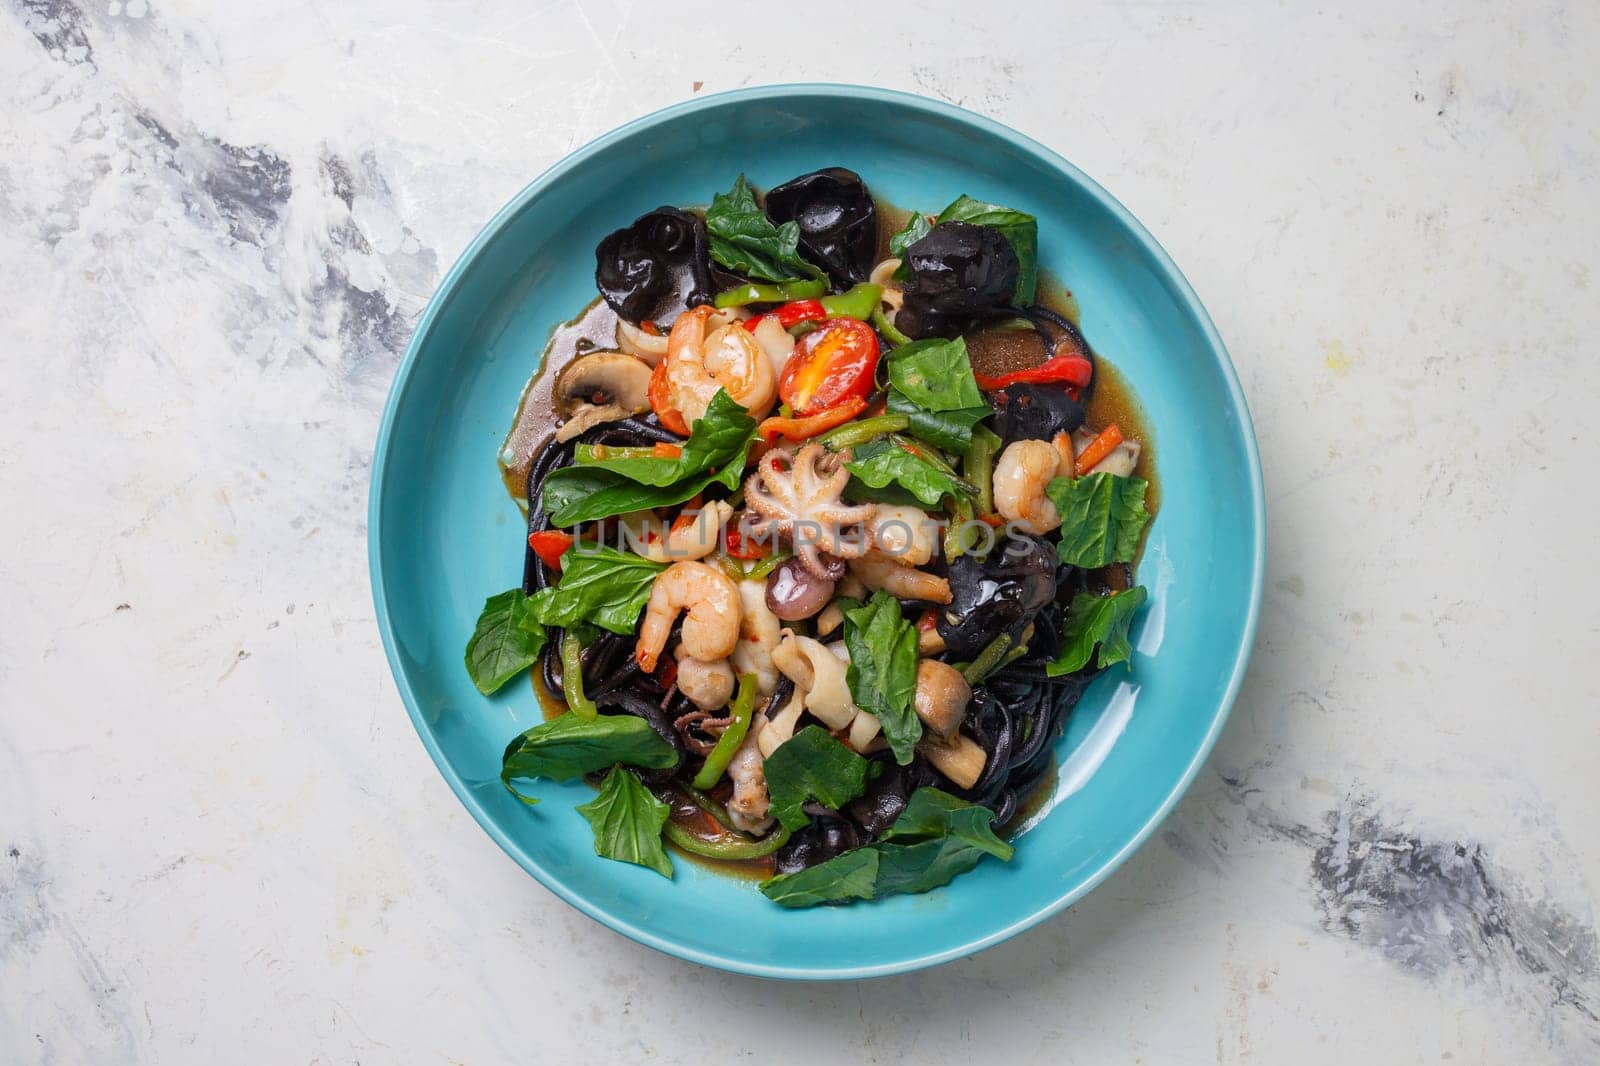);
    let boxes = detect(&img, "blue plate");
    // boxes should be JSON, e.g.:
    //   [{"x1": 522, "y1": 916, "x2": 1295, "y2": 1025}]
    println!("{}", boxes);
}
[{"x1": 369, "y1": 84, "x2": 1263, "y2": 980}]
